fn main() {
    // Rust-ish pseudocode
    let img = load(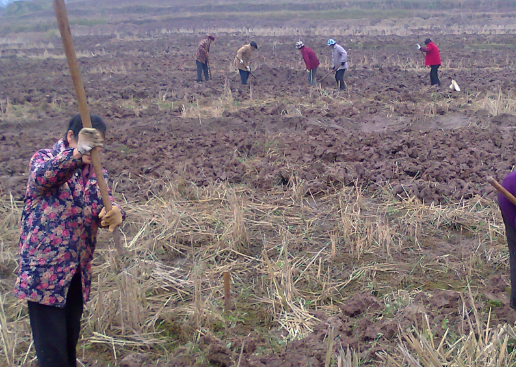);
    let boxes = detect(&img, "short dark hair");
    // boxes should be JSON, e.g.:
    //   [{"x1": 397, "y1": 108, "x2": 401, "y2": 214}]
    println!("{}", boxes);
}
[
  {"x1": 250, "y1": 41, "x2": 258, "y2": 49},
  {"x1": 424, "y1": 38, "x2": 432, "y2": 45},
  {"x1": 63, "y1": 114, "x2": 107, "y2": 146}
]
